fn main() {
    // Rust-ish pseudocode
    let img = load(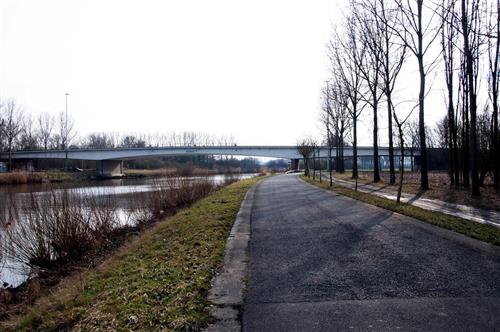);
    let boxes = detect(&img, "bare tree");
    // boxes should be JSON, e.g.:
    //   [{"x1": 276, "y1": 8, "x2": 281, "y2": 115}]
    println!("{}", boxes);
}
[
  {"x1": 368, "y1": 0, "x2": 408, "y2": 185},
  {"x1": 0, "y1": 106, "x2": 4, "y2": 152},
  {"x1": 321, "y1": 81, "x2": 335, "y2": 185},
  {"x1": 458, "y1": 0, "x2": 486, "y2": 196},
  {"x1": 58, "y1": 111, "x2": 76, "y2": 150},
  {"x1": 296, "y1": 138, "x2": 315, "y2": 177},
  {"x1": 354, "y1": 0, "x2": 385, "y2": 183},
  {"x1": 328, "y1": 4, "x2": 366, "y2": 180},
  {"x1": 120, "y1": 134, "x2": 146, "y2": 148},
  {"x1": 311, "y1": 139, "x2": 319, "y2": 180},
  {"x1": 3, "y1": 100, "x2": 24, "y2": 170},
  {"x1": 19, "y1": 114, "x2": 39, "y2": 150},
  {"x1": 435, "y1": 115, "x2": 450, "y2": 149},
  {"x1": 37, "y1": 112, "x2": 54, "y2": 150},
  {"x1": 394, "y1": 0, "x2": 443, "y2": 190},
  {"x1": 330, "y1": 80, "x2": 351, "y2": 174},
  {"x1": 85, "y1": 132, "x2": 116, "y2": 148},
  {"x1": 440, "y1": 0, "x2": 460, "y2": 186},
  {"x1": 406, "y1": 119, "x2": 420, "y2": 172},
  {"x1": 393, "y1": 108, "x2": 414, "y2": 203},
  {"x1": 321, "y1": 78, "x2": 351, "y2": 181},
  {"x1": 486, "y1": 0, "x2": 499, "y2": 188}
]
